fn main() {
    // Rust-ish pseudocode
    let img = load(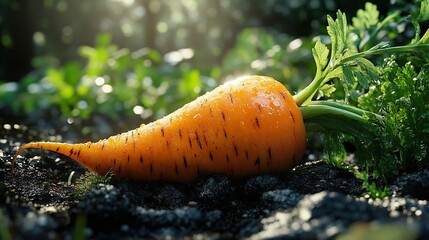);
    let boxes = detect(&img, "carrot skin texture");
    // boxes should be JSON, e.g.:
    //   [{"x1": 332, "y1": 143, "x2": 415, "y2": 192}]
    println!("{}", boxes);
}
[{"x1": 12, "y1": 76, "x2": 306, "y2": 183}]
